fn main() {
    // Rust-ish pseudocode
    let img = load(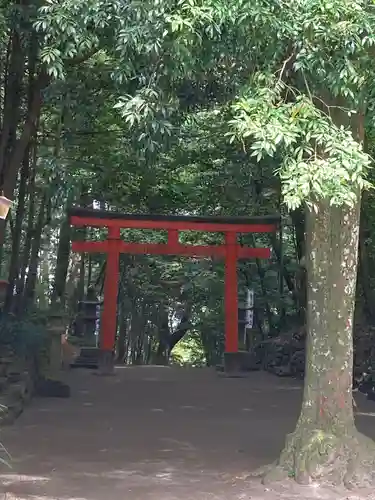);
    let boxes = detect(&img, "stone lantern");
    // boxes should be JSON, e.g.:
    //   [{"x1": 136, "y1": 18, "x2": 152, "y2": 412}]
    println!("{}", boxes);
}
[
  {"x1": 47, "y1": 304, "x2": 67, "y2": 378},
  {"x1": 75, "y1": 299, "x2": 102, "y2": 345},
  {"x1": 0, "y1": 195, "x2": 12, "y2": 220}
]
